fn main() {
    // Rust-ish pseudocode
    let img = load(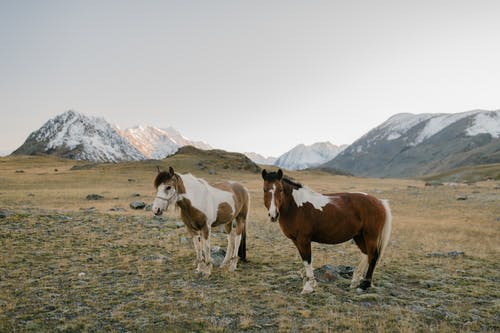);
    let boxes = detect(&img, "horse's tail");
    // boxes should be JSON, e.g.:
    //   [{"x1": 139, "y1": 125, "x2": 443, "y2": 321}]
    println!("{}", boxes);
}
[
  {"x1": 237, "y1": 188, "x2": 249, "y2": 262},
  {"x1": 377, "y1": 199, "x2": 392, "y2": 260}
]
